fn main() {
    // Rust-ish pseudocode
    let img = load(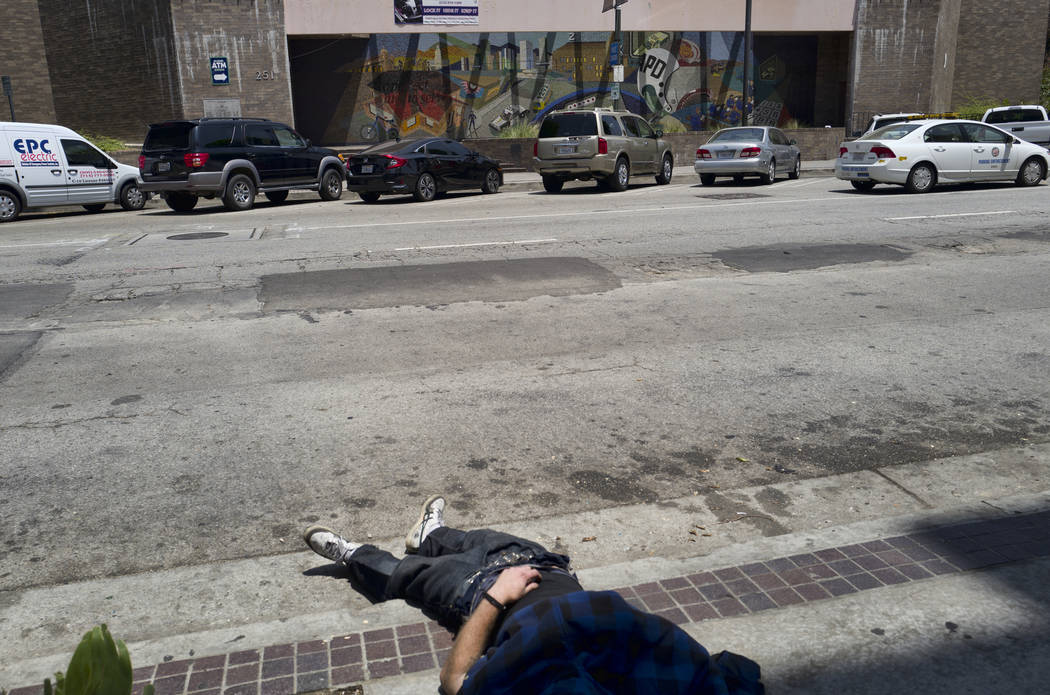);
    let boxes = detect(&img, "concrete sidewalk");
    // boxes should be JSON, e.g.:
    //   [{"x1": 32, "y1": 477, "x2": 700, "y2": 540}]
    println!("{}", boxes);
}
[{"x1": 3, "y1": 443, "x2": 1049, "y2": 695}]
